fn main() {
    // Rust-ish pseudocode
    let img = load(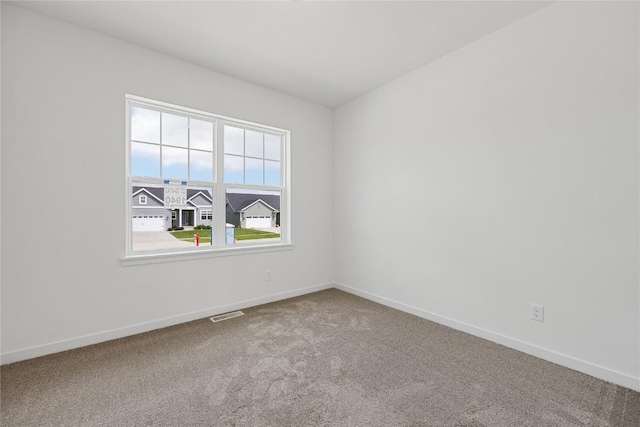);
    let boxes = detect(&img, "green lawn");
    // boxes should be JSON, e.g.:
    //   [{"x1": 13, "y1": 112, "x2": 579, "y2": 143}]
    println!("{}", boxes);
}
[
  {"x1": 169, "y1": 228, "x2": 279, "y2": 242},
  {"x1": 169, "y1": 229, "x2": 212, "y2": 243},
  {"x1": 235, "y1": 228, "x2": 280, "y2": 241}
]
